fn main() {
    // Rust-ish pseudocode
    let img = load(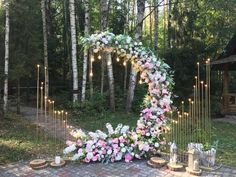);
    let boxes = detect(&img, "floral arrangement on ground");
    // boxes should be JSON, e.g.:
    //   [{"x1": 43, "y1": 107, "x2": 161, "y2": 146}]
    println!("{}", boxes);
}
[{"x1": 64, "y1": 31, "x2": 174, "y2": 163}]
